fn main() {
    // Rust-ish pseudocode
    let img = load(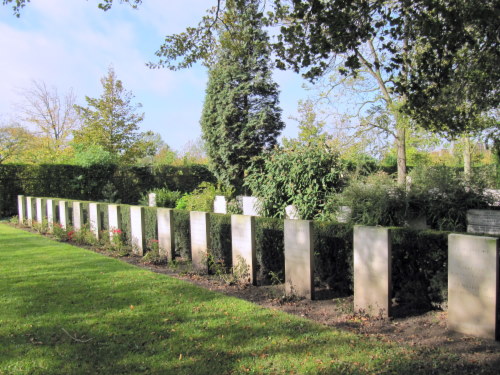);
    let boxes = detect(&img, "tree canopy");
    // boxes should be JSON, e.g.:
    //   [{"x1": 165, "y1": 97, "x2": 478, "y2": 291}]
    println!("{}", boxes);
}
[
  {"x1": 200, "y1": 0, "x2": 284, "y2": 191},
  {"x1": 73, "y1": 67, "x2": 152, "y2": 164}
]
